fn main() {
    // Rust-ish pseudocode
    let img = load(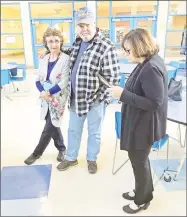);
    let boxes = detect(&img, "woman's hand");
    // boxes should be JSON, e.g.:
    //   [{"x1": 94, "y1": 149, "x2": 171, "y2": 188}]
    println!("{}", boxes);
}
[
  {"x1": 107, "y1": 86, "x2": 124, "y2": 99},
  {"x1": 40, "y1": 91, "x2": 51, "y2": 102}
]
